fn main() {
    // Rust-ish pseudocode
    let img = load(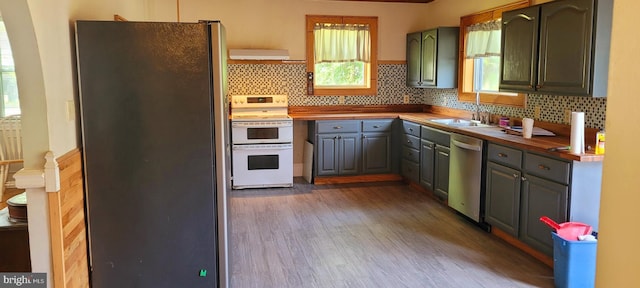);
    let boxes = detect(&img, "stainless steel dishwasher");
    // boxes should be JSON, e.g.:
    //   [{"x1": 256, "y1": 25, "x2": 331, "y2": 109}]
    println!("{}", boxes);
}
[{"x1": 449, "y1": 133, "x2": 484, "y2": 222}]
